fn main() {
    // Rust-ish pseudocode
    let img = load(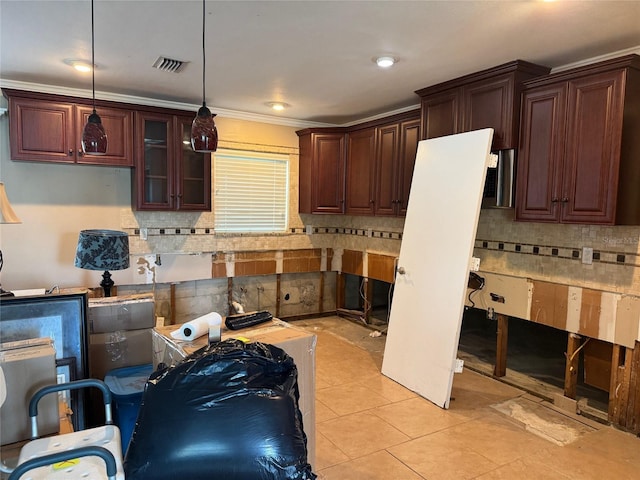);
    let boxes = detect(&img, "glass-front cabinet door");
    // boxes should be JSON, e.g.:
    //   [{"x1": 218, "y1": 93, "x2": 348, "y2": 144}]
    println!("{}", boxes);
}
[
  {"x1": 134, "y1": 112, "x2": 211, "y2": 211},
  {"x1": 135, "y1": 112, "x2": 174, "y2": 210},
  {"x1": 177, "y1": 117, "x2": 211, "y2": 211}
]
